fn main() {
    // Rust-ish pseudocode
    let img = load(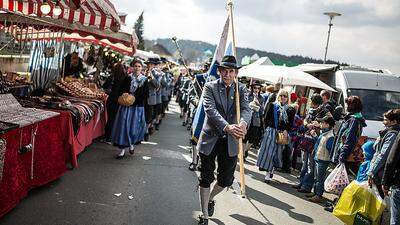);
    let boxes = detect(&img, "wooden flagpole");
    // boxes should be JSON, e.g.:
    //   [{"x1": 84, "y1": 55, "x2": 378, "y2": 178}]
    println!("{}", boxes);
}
[{"x1": 227, "y1": 0, "x2": 246, "y2": 198}]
